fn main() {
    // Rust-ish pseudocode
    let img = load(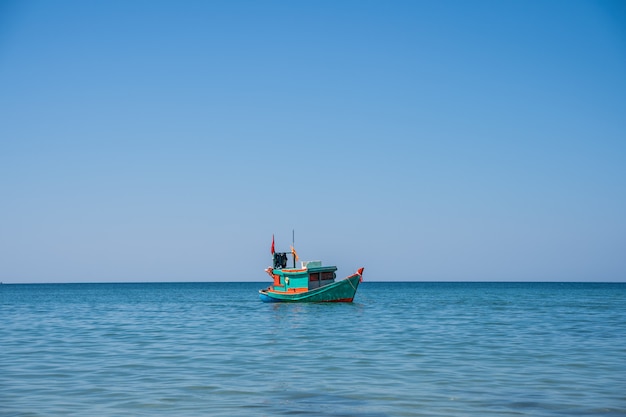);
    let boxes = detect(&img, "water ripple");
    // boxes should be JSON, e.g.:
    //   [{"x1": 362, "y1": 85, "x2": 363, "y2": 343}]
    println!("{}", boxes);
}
[{"x1": 1, "y1": 282, "x2": 625, "y2": 416}]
